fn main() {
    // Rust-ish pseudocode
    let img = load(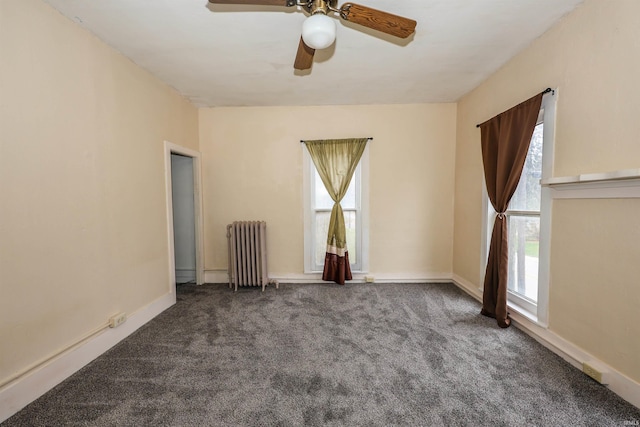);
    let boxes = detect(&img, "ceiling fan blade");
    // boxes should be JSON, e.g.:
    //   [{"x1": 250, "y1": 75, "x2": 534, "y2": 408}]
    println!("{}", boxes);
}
[
  {"x1": 208, "y1": 0, "x2": 296, "y2": 6},
  {"x1": 294, "y1": 37, "x2": 315, "y2": 70},
  {"x1": 339, "y1": 3, "x2": 416, "y2": 39}
]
